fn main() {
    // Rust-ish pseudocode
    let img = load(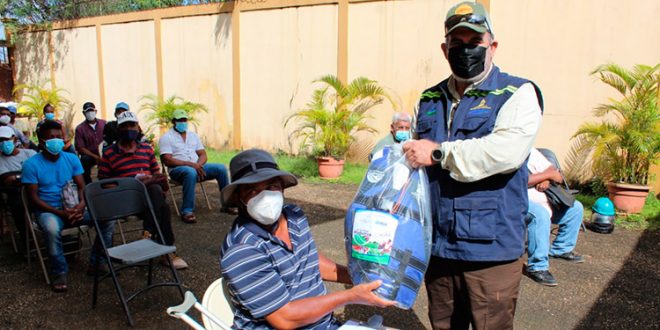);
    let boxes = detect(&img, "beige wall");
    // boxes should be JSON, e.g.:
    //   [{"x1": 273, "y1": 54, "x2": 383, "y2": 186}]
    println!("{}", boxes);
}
[
  {"x1": 161, "y1": 13, "x2": 234, "y2": 148},
  {"x1": 240, "y1": 4, "x2": 338, "y2": 152},
  {"x1": 101, "y1": 21, "x2": 158, "y2": 127},
  {"x1": 11, "y1": 0, "x2": 660, "y2": 189}
]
